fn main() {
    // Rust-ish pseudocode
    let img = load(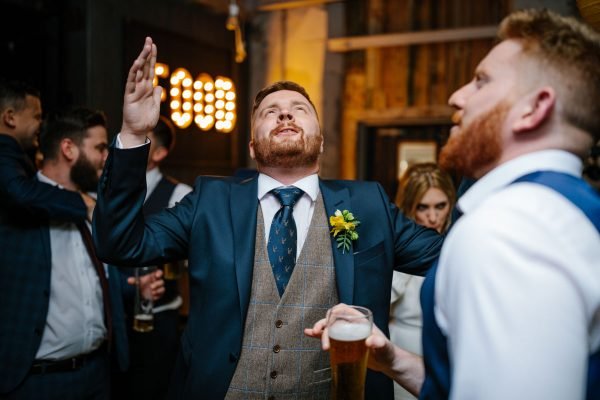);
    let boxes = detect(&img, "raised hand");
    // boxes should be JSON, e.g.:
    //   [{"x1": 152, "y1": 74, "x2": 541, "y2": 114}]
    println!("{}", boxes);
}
[{"x1": 121, "y1": 36, "x2": 162, "y2": 147}]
